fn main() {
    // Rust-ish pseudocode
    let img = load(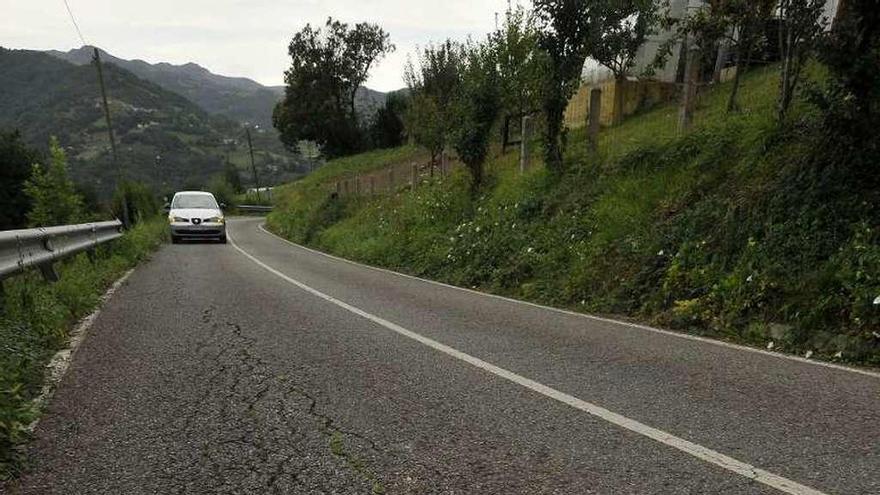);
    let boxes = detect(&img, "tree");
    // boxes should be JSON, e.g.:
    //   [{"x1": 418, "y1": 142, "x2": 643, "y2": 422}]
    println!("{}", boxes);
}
[
  {"x1": 777, "y1": 0, "x2": 828, "y2": 121},
  {"x1": 532, "y1": 0, "x2": 599, "y2": 172},
  {"x1": 404, "y1": 40, "x2": 463, "y2": 174},
  {"x1": 24, "y1": 138, "x2": 85, "y2": 227},
  {"x1": 720, "y1": 0, "x2": 776, "y2": 112},
  {"x1": 452, "y1": 41, "x2": 501, "y2": 190},
  {"x1": 111, "y1": 181, "x2": 159, "y2": 224},
  {"x1": 816, "y1": 0, "x2": 880, "y2": 127},
  {"x1": 591, "y1": 0, "x2": 667, "y2": 124},
  {"x1": 274, "y1": 18, "x2": 394, "y2": 158},
  {"x1": 369, "y1": 91, "x2": 408, "y2": 149},
  {"x1": 223, "y1": 161, "x2": 243, "y2": 194},
  {"x1": 207, "y1": 175, "x2": 236, "y2": 209},
  {"x1": 491, "y1": 5, "x2": 547, "y2": 119},
  {"x1": 0, "y1": 130, "x2": 37, "y2": 230}
]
